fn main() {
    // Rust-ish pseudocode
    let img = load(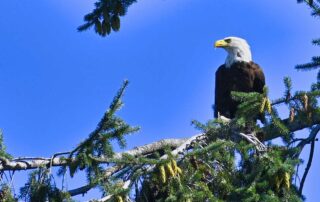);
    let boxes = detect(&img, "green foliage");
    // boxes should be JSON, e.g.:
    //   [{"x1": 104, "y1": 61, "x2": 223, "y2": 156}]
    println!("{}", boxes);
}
[
  {"x1": 78, "y1": 0, "x2": 137, "y2": 36},
  {"x1": 66, "y1": 80, "x2": 139, "y2": 187},
  {"x1": 0, "y1": 130, "x2": 12, "y2": 160},
  {"x1": 283, "y1": 77, "x2": 292, "y2": 102},
  {"x1": 19, "y1": 168, "x2": 74, "y2": 202},
  {"x1": 297, "y1": 0, "x2": 320, "y2": 16},
  {"x1": 133, "y1": 55, "x2": 320, "y2": 201},
  {"x1": 0, "y1": 184, "x2": 16, "y2": 202},
  {"x1": 296, "y1": 56, "x2": 320, "y2": 70},
  {"x1": 2, "y1": 70, "x2": 319, "y2": 202},
  {"x1": 231, "y1": 91, "x2": 265, "y2": 121},
  {"x1": 0, "y1": 1, "x2": 319, "y2": 201},
  {"x1": 135, "y1": 122, "x2": 303, "y2": 202},
  {"x1": 296, "y1": 1, "x2": 320, "y2": 87}
]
